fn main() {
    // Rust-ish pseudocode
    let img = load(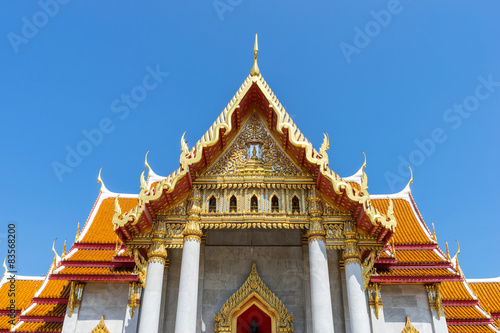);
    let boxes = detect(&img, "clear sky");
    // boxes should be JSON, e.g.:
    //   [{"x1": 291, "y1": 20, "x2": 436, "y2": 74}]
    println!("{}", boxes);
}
[{"x1": 0, "y1": 1, "x2": 499, "y2": 278}]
